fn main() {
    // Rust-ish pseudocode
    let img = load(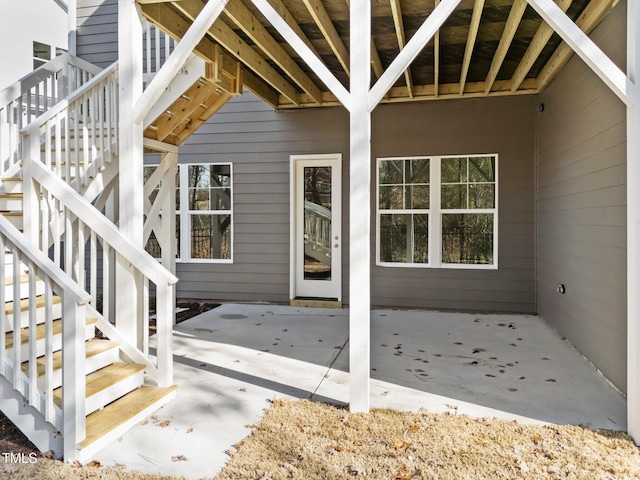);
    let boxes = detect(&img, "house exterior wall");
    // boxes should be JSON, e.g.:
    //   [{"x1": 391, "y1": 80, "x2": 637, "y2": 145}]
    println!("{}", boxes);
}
[
  {"x1": 0, "y1": 1, "x2": 69, "y2": 89},
  {"x1": 74, "y1": 0, "x2": 537, "y2": 312},
  {"x1": 535, "y1": 2, "x2": 627, "y2": 391}
]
